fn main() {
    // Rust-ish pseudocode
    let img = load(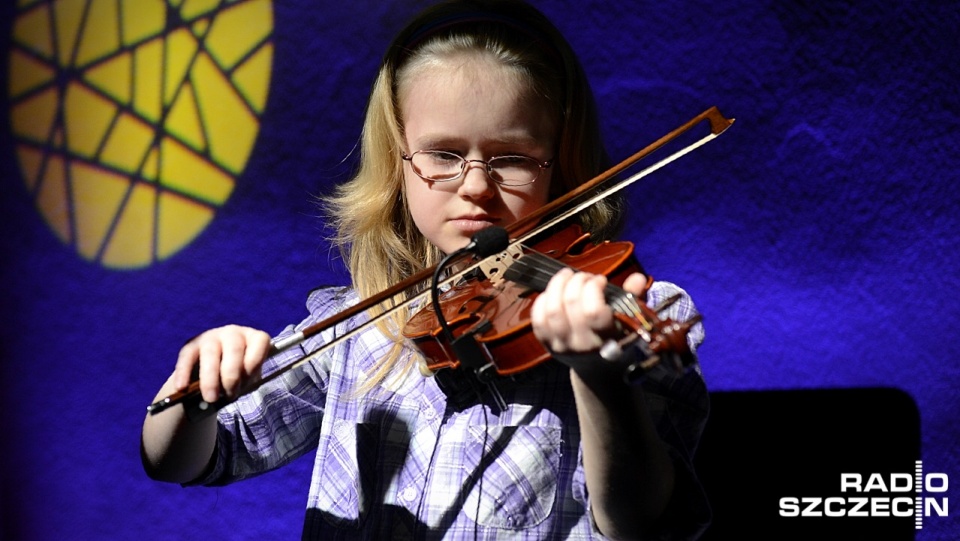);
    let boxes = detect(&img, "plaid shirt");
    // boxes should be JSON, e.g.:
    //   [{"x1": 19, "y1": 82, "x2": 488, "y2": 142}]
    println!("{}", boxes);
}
[{"x1": 197, "y1": 281, "x2": 710, "y2": 540}]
